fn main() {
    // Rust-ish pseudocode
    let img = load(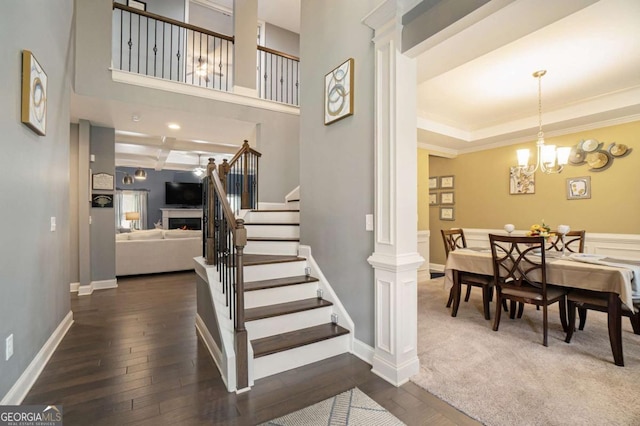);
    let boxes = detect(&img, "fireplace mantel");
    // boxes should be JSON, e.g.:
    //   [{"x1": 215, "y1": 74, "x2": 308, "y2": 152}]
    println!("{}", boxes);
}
[{"x1": 160, "y1": 208, "x2": 203, "y2": 229}]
